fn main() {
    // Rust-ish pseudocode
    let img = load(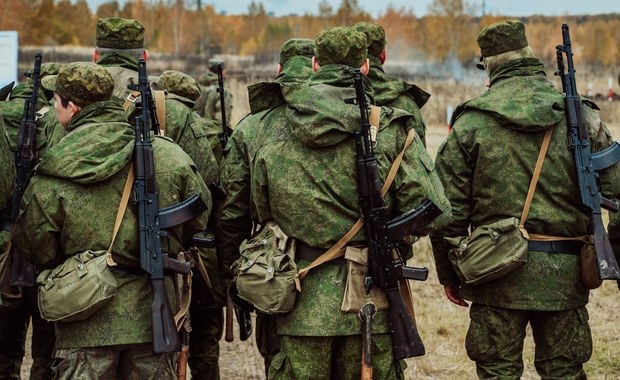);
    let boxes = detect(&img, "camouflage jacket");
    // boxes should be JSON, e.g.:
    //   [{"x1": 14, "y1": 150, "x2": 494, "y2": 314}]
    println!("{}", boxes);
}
[
  {"x1": 11, "y1": 100, "x2": 211, "y2": 349},
  {"x1": 215, "y1": 56, "x2": 314, "y2": 270},
  {"x1": 430, "y1": 57, "x2": 620, "y2": 310},
  {"x1": 0, "y1": 117, "x2": 14, "y2": 209},
  {"x1": 163, "y1": 93, "x2": 220, "y2": 184},
  {"x1": 251, "y1": 64, "x2": 451, "y2": 335},
  {"x1": 367, "y1": 56, "x2": 430, "y2": 146}
]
